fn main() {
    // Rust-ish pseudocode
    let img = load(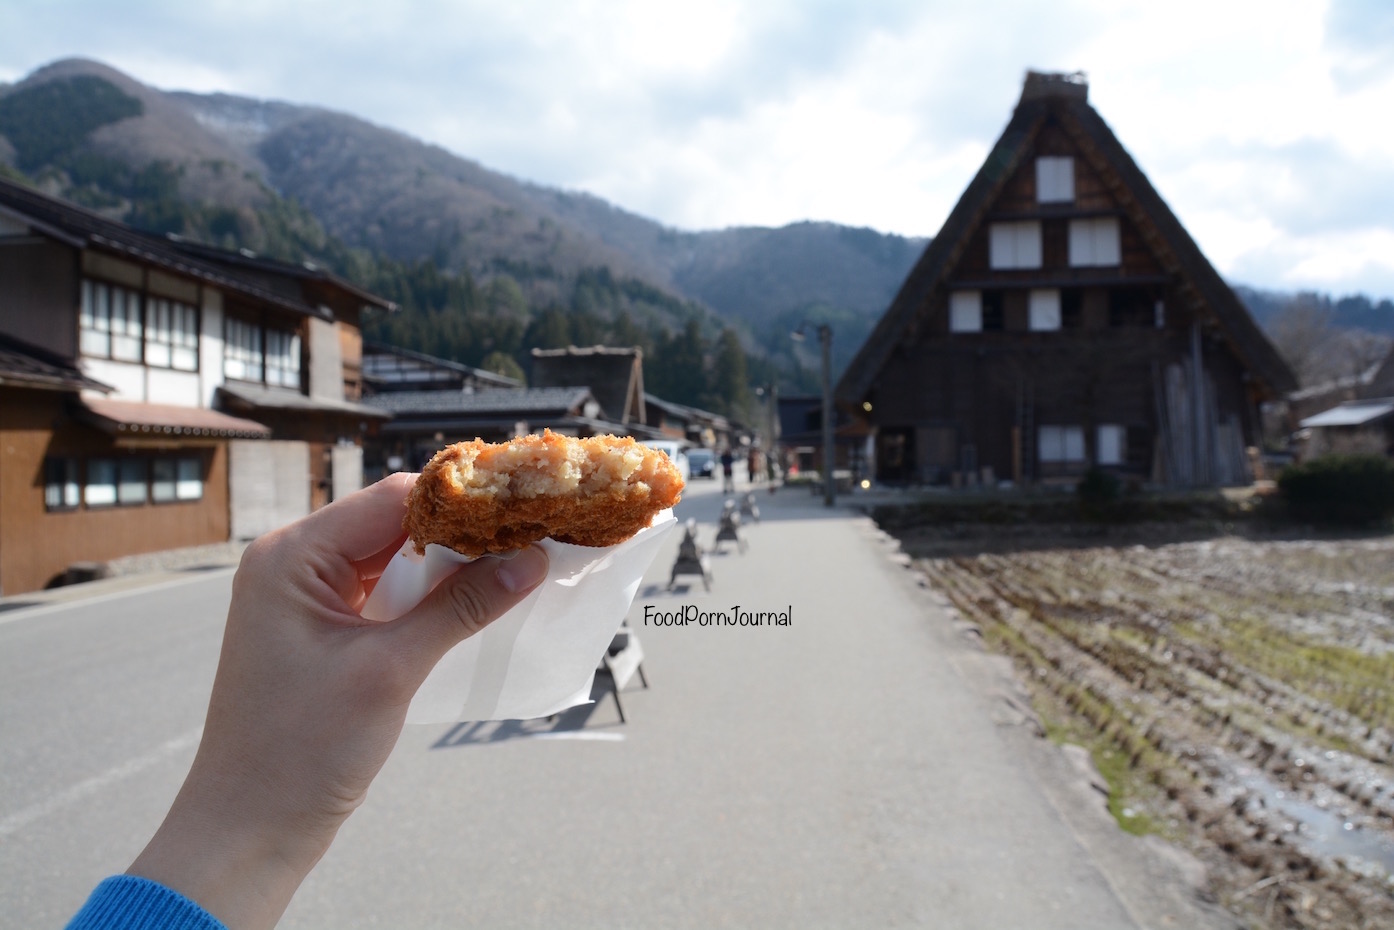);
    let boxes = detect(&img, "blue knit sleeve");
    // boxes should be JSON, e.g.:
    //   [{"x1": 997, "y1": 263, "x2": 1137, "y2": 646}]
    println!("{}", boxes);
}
[{"x1": 65, "y1": 875, "x2": 227, "y2": 930}]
